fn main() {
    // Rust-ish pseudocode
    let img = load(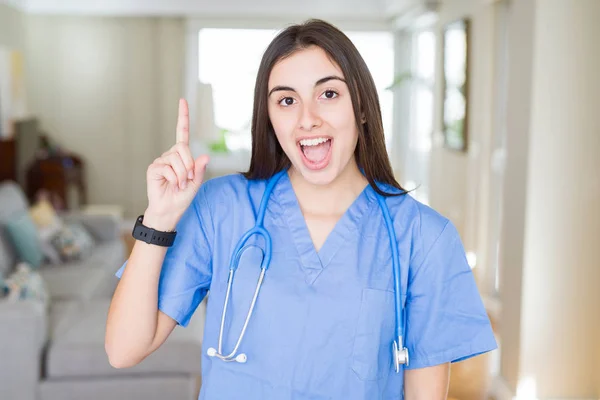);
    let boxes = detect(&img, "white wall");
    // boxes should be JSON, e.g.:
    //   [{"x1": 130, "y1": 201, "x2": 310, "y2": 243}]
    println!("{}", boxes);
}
[
  {"x1": 16, "y1": 0, "x2": 388, "y2": 20},
  {"x1": 497, "y1": 0, "x2": 535, "y2": 392},
  {"x1": 518, "y1": 0, "x2": 600, "y2": 396},
  {"x1": 23, "y1": 15, "x2": 185, "y2": 218},
  {"x1": 0, "y1": 3, "x2": 25, "y2": 48},
  {"x1": 429, "y1": 0, "x2": 496, "y2": 276},
  {"x1": 493, "y1": 0, "x2": 600, "y2": 397},
  {"x1": 431, "y1": 1, "x2": 600, "y2": 397}
]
